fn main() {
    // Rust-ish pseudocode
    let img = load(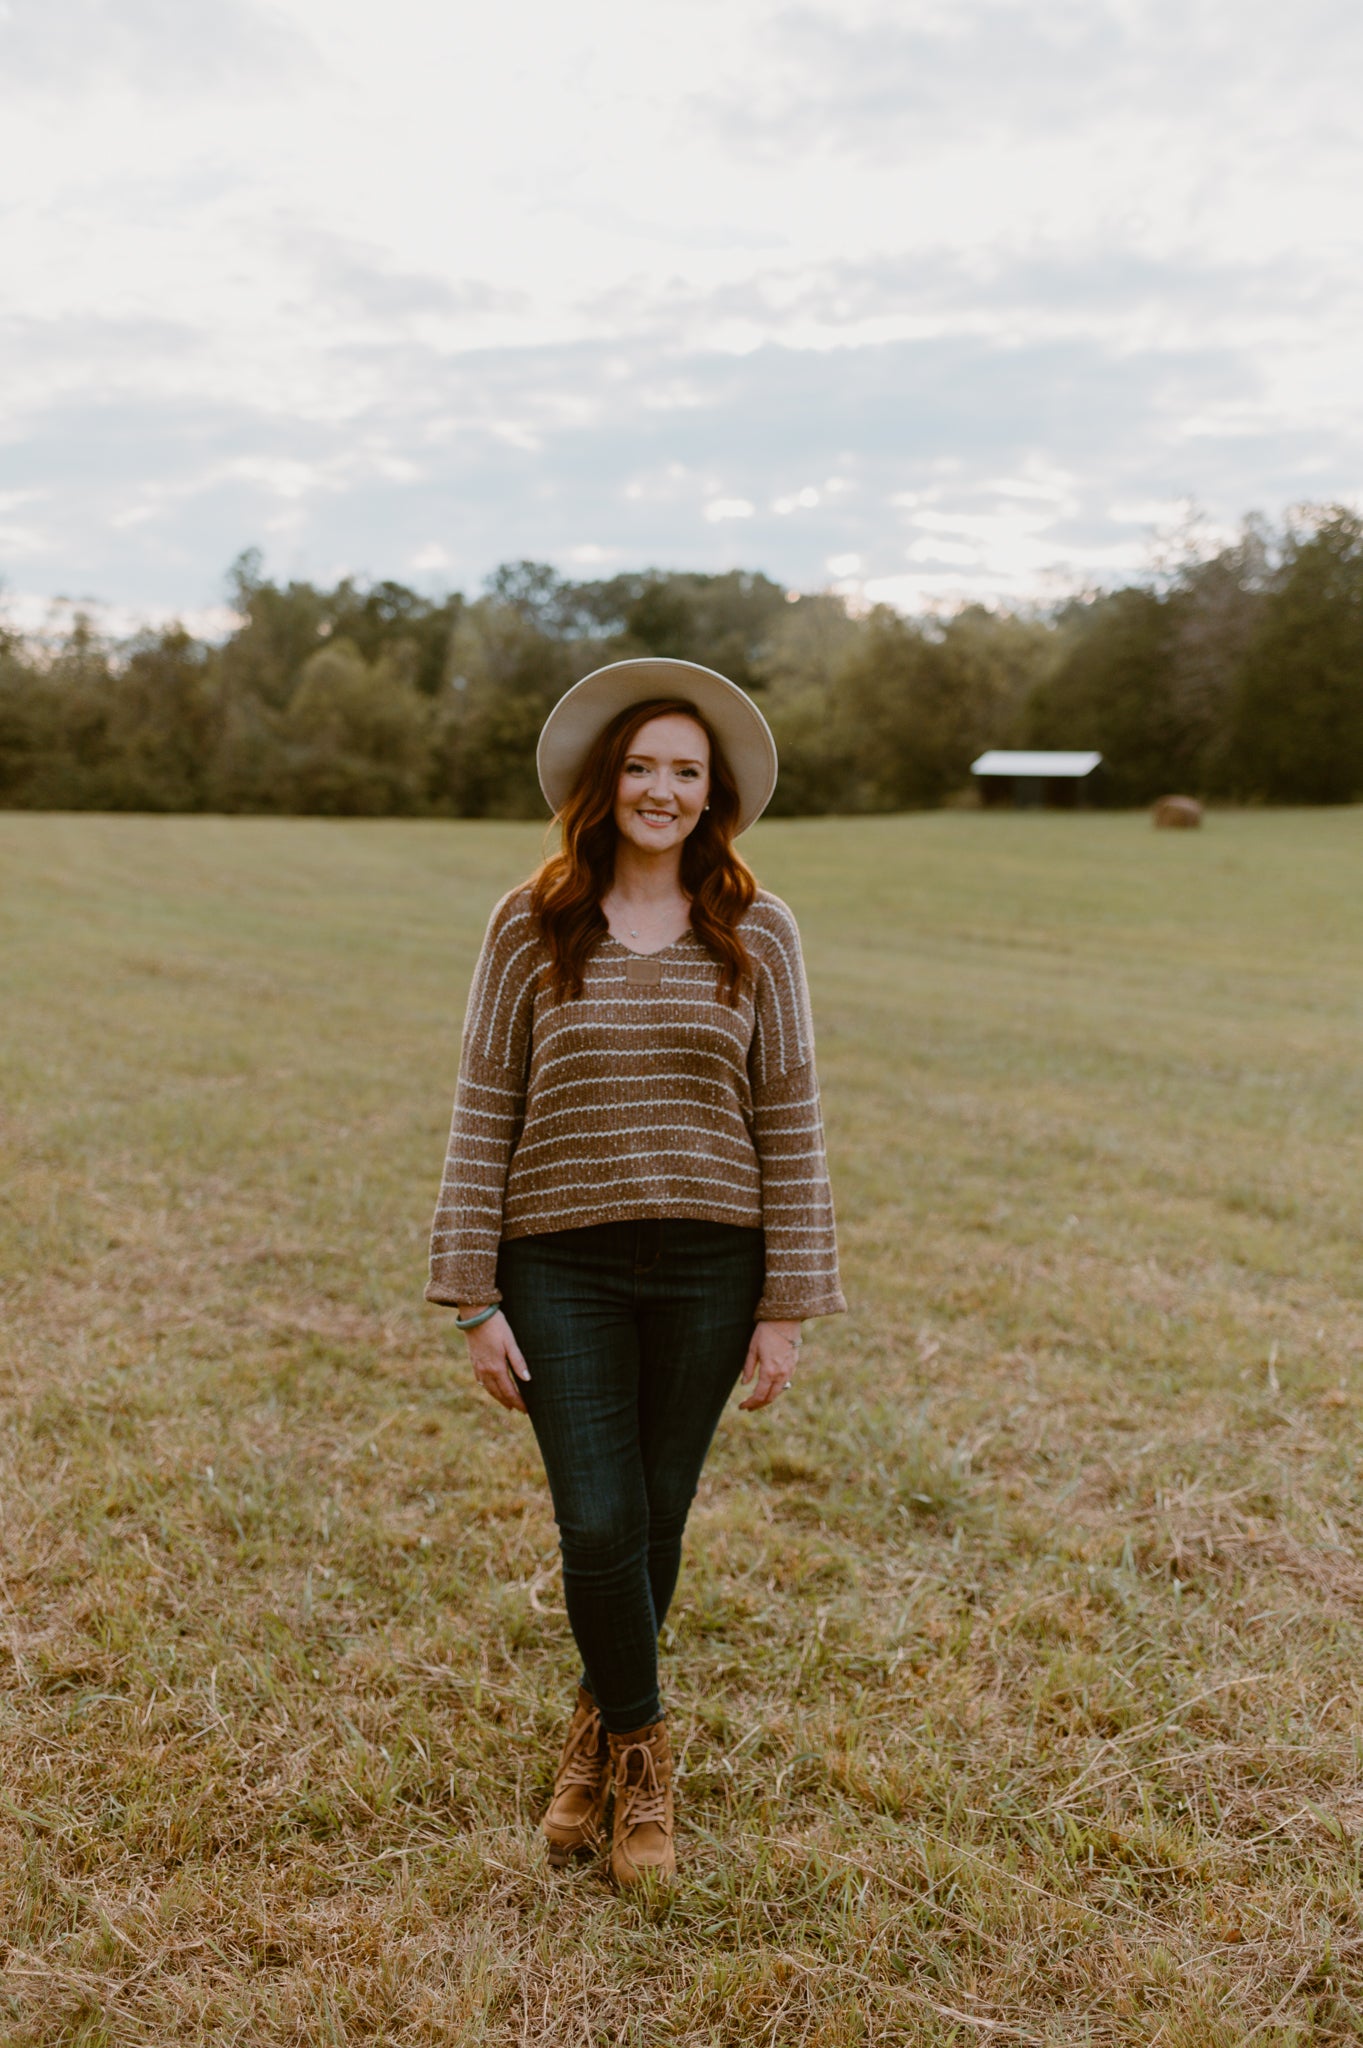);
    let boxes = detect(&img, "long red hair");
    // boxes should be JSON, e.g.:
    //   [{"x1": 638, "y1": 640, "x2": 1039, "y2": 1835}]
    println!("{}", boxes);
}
[{"x1": 529, "y1": 696, "x2": 757, "y2": 1003}]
